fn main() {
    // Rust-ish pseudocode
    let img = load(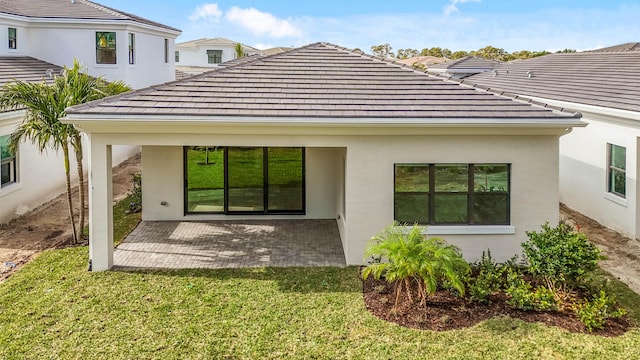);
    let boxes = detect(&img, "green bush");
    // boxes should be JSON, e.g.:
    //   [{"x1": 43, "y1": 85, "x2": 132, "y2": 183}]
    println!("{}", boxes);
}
[
  {"x1": 505, "y1": 269, "x2": 557, "y2": 311},
  {"x1": 575, "y1": 290, "x2": 627, "y2": 332},
  {"x1": 127, "y1": 173, "x2": 142, "y2": 214},
  {"x1": 362, "y1": 223, "x2": 470, "y2": 307},
  {"x1": 468, "y1": 251, "x2": 505, "y2": 303},
  {"x1": 523, "y1": 222, "x2": 603, "y2": 293}
]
